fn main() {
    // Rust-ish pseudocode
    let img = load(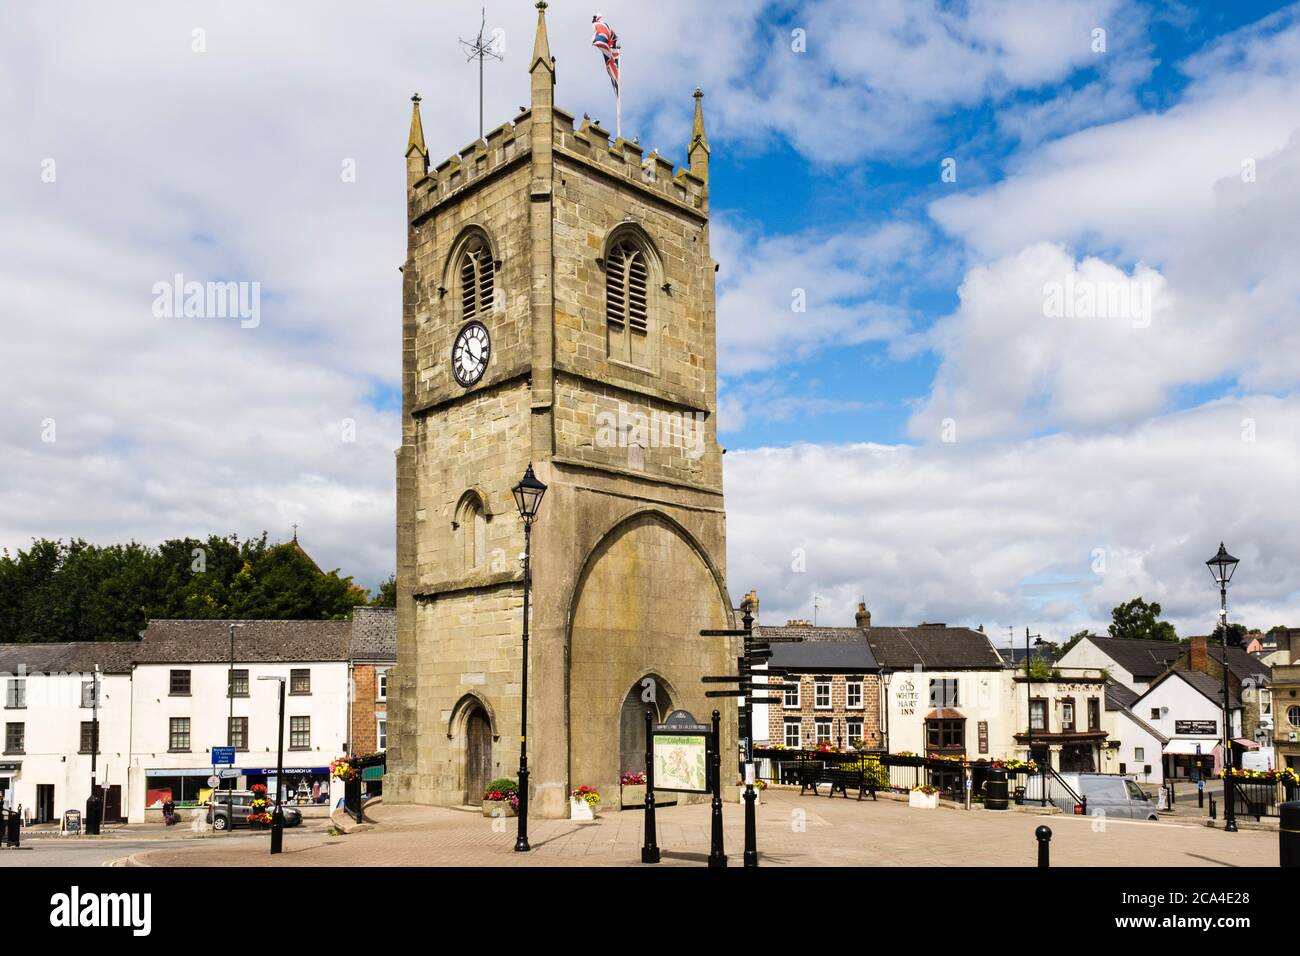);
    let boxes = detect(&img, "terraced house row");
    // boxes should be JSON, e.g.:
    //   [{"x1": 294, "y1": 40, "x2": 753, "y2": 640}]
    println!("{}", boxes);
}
[{"x1": 0, "y1": 607, "x2": 394, "y2": 825}]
